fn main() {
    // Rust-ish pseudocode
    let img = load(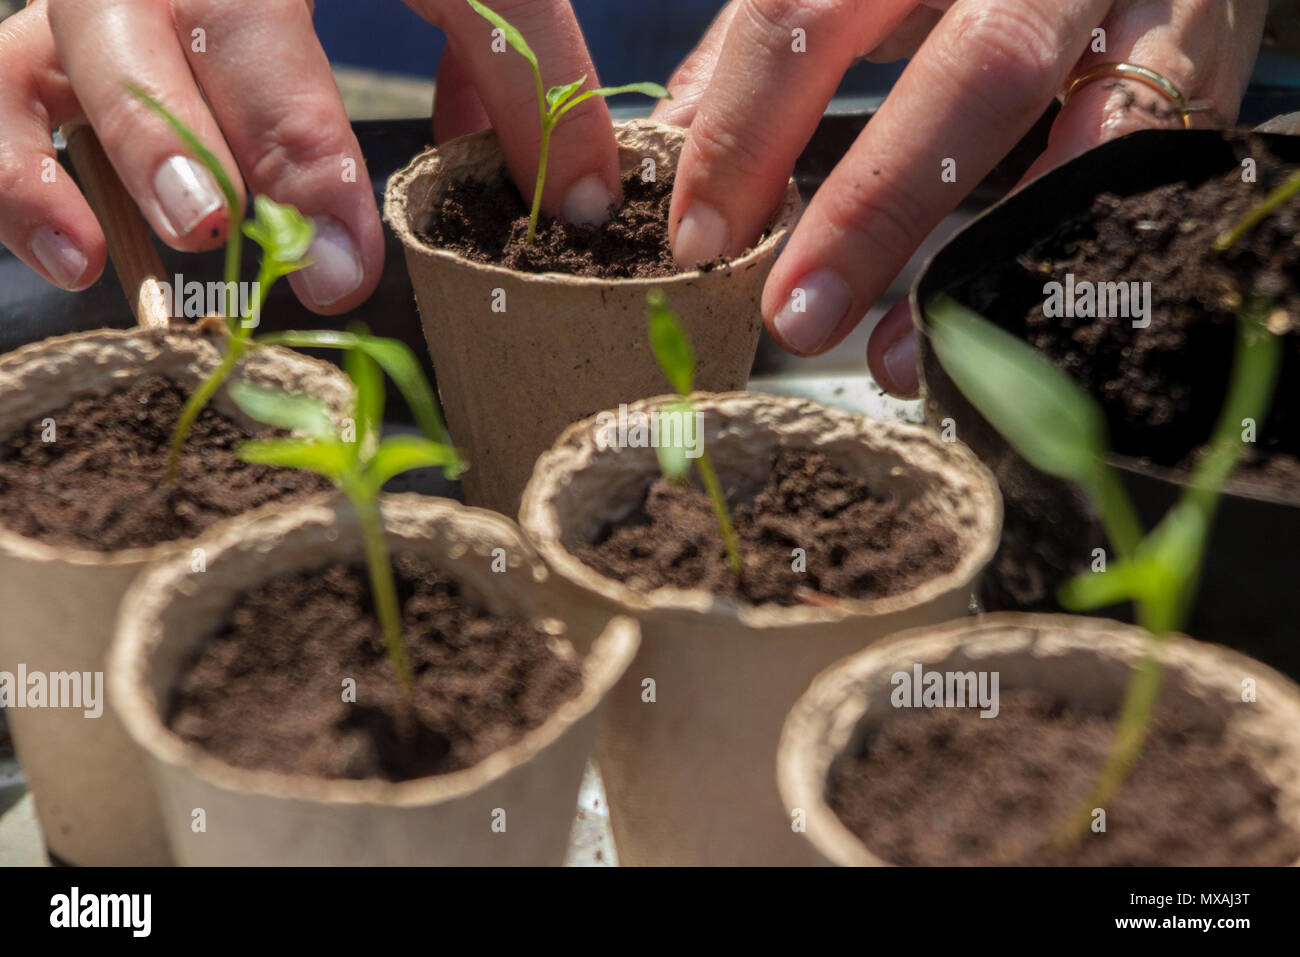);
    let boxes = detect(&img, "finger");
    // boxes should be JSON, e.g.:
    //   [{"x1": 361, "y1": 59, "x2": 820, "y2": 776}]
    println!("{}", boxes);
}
[
  {"x1": 47, "y1": 0, "x2": 242, "y2": 251},
  {"x1": 865, "y1": 299, "x2": 921, "y2": 398},
  {"x1": 170, "y1": 0, "x2": 382, "y2": 314},
  {"x1": 864, "y1": 4, "x2": 943, "y2": 63},
  {"x1": 433, "y1": 43, "x2": 492, "y2": 144},
  {"x1": 649, "y1": 1, "x2": 741, "y2": 128},
  {"x1": 763, "y1": 0, "x2": 1112, "y2": 362},
  {"x1": 0, "y1": 2, "x2": 104, "y2": 289},
  {"x1": 1021, "y1": 0, "x2": 1270, "y2": 183},
  {"x1": 669, "y1": 0, "x2": 917, "y2": 268},
  {"x1": 414, "y1": 0, "x2": 623, "y2": 225}
]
